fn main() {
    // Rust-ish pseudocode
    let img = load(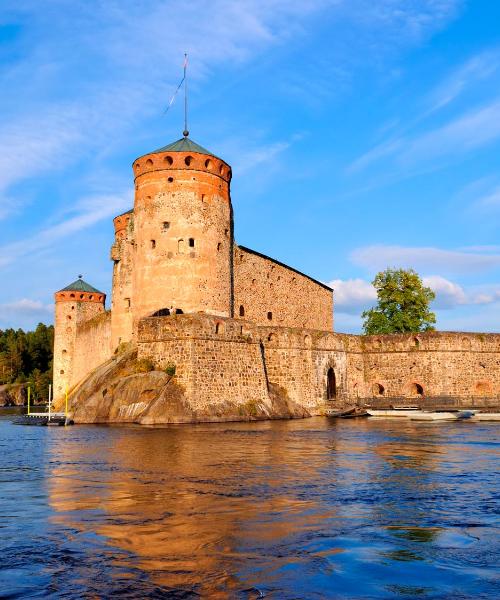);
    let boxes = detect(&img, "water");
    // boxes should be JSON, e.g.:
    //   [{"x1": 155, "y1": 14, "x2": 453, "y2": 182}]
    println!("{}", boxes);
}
[{"x1": 0, "y1": 416, "x2": 498, "y2": 599}]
